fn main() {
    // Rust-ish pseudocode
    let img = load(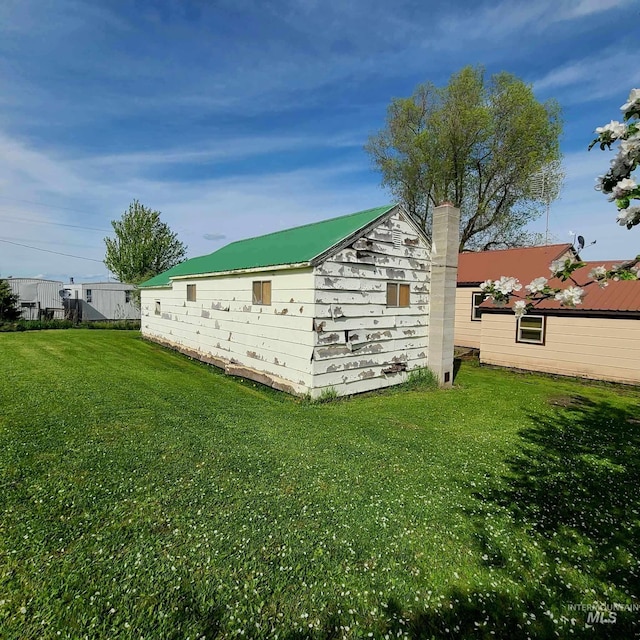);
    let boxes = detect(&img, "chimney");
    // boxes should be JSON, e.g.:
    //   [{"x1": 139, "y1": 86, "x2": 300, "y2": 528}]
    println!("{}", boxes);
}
[{"x1": 427, "y1": 202, "x2": 460, "y2": 388}]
